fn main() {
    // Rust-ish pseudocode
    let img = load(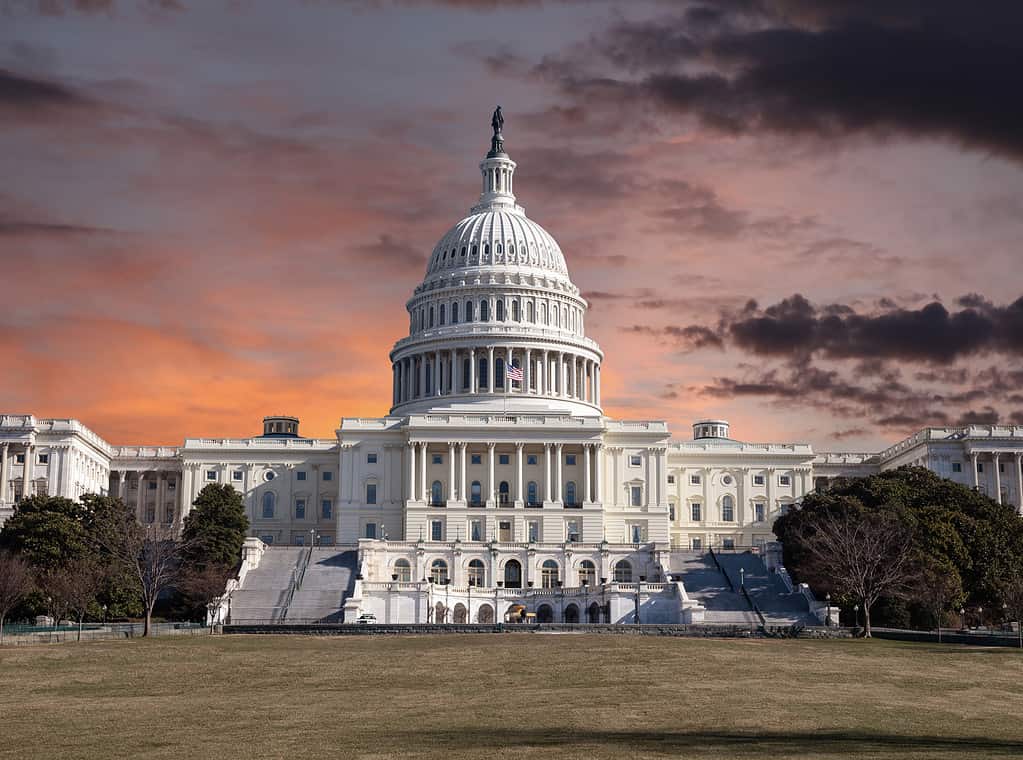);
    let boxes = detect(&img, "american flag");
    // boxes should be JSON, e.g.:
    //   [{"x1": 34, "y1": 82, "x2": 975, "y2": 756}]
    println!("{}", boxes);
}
[{"x1": 506, "y1": 365, "x2": 524, "y2": 382}]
